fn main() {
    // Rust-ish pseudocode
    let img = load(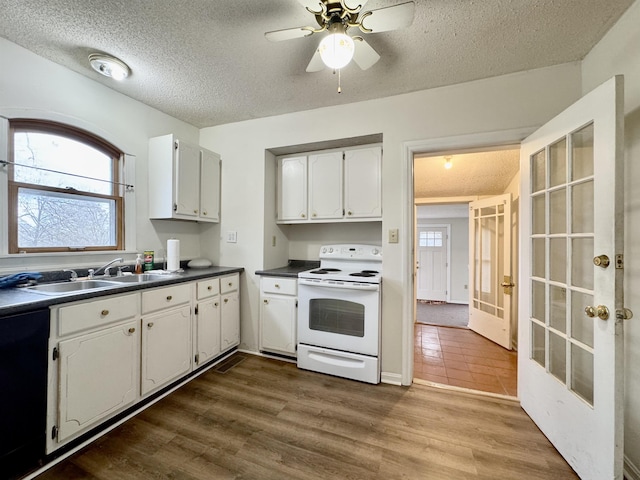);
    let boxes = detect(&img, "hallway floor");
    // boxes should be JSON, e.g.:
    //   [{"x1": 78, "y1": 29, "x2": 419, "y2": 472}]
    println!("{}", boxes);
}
[{"x1": 414, "y1": 324, "x2": 518, "y2": 397}]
